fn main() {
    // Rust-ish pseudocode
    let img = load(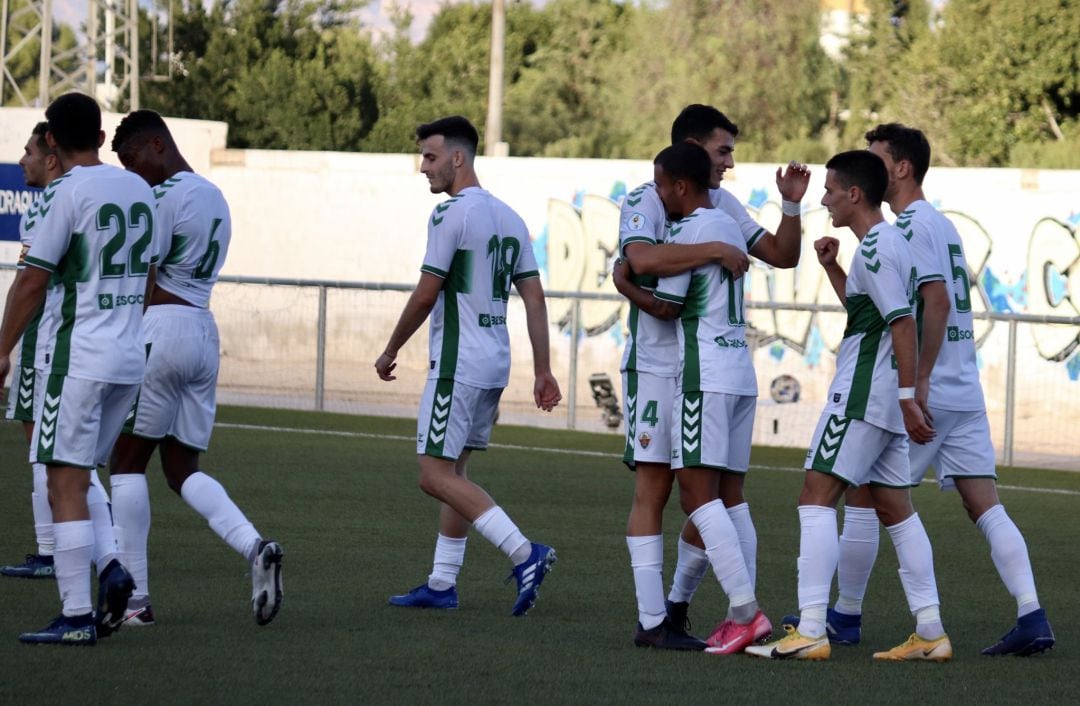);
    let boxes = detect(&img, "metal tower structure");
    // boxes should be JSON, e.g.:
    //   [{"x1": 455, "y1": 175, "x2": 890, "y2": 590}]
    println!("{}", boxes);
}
[{"x1": 0, "y1": 0, "x2": 140, "y2": 110}]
